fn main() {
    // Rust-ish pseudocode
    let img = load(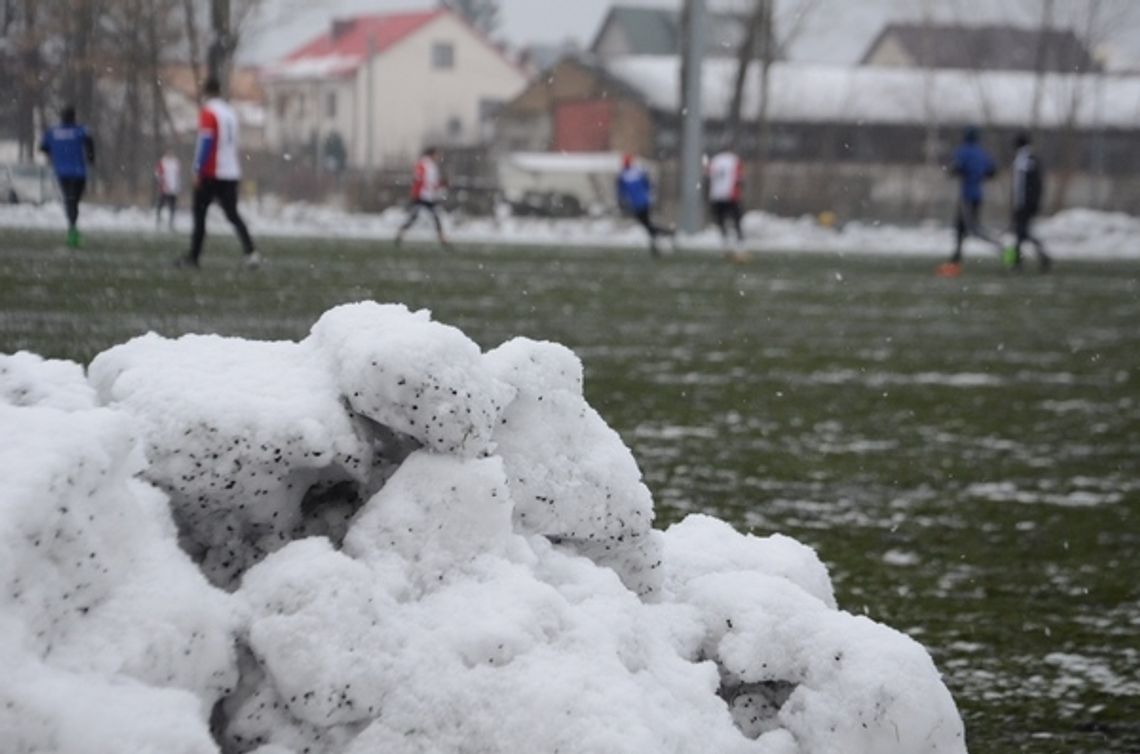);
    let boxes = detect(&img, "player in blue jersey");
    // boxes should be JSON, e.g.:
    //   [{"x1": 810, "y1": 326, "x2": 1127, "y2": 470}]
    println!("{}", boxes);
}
[
  {"x1": 40, "y1": 106, "x2": 96, "y2": 248},
  {"x1": 617, "y1": 154, "x2": 674, "y2": 257},
  {"x1": 937, "y1": 126, "x2": 1003, "y2": 277}
]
